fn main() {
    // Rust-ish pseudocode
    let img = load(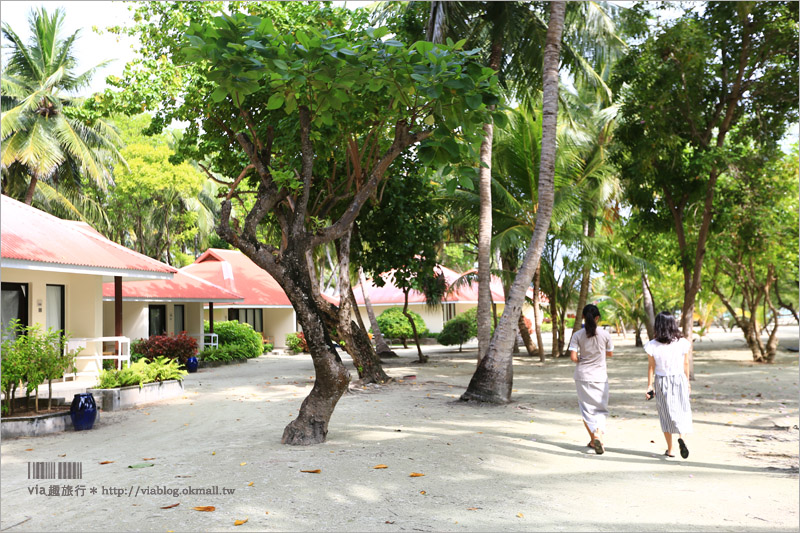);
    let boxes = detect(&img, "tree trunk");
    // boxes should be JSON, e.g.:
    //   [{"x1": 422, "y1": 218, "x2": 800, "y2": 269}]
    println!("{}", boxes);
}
[
  {"x1": 641, "y1": 271, "x2": 656, "y2": 340},
  {"x1": 425, "y1": 1, "x2": 447, "y2": 44},
  {"x1": 569, "y1": 217, "x2": 595, "y2": 344},
  {"x1": 23, "y1": 175, "x2": 38, "y2": 205},
  {"x1": 359, "y1": 269, "x2": 396, "y2": 358},
  {"x1": 403, "y1": 289, "x2": 428, "y2": 363},
  {"x1": 279, "y1": 254, "x2": 351, "y2": 445},
  {"x1": 635, "y1": 327, "x2": 643, "y2": 347},
  {"x1": 518, "y1": 314, "x2": 537, "y2": 356},
  {"x1": 48, "y1": 379, "x2": 53, "y2": 411},
  {"x1": 460, "y1": 0, "x2": 564, "y2": 404},
  {"x1": 550, "y1": 294, "x2": 559, "y2": 358},
  {"x1": 476, "y1": 42, "x2": 504, "y2": 363},
  {"x1": 533, "y1": 263, "x2": 545, "y2": 362}
]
